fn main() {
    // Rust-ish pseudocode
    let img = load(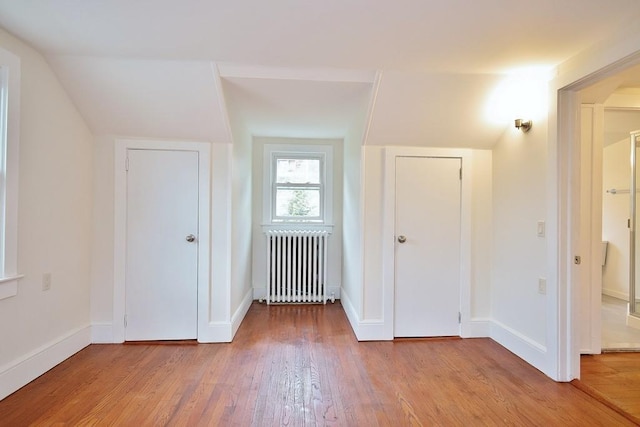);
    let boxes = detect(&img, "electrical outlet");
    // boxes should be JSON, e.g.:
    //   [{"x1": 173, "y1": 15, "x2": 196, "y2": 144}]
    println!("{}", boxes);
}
[
  {"x1": 42, "y1": 273, "x2": 52, "y2": 291},
  {"x1": 538, "y1": 277, "x2": 546, "y2": 295}
]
